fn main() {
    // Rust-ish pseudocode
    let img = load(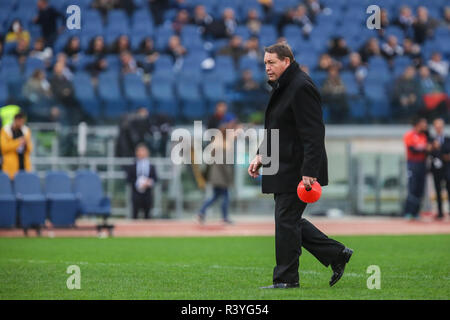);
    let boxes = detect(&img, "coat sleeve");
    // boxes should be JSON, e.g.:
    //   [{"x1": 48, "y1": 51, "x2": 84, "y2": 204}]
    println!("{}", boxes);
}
[
  {"x1": 291, "y1": 82, "x2": 325, "y2": 178},
  {"x1": 0, "y1": 129, "x2": 21, "y2": 154},
  {"x1": 151, "y1": 164, "x2": 158, "y2": 183}
]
